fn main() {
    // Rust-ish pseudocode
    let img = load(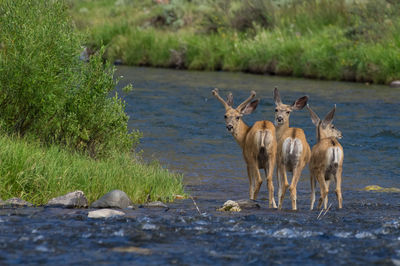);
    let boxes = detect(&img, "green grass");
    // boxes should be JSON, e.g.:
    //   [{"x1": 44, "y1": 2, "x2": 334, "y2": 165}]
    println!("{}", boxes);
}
[
  {"x1": 69, "y1": 0, "x2": 400, "y2": 85},
  {"x1": 0, "y1": 134, "x2": 185, "y2": 205}
]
